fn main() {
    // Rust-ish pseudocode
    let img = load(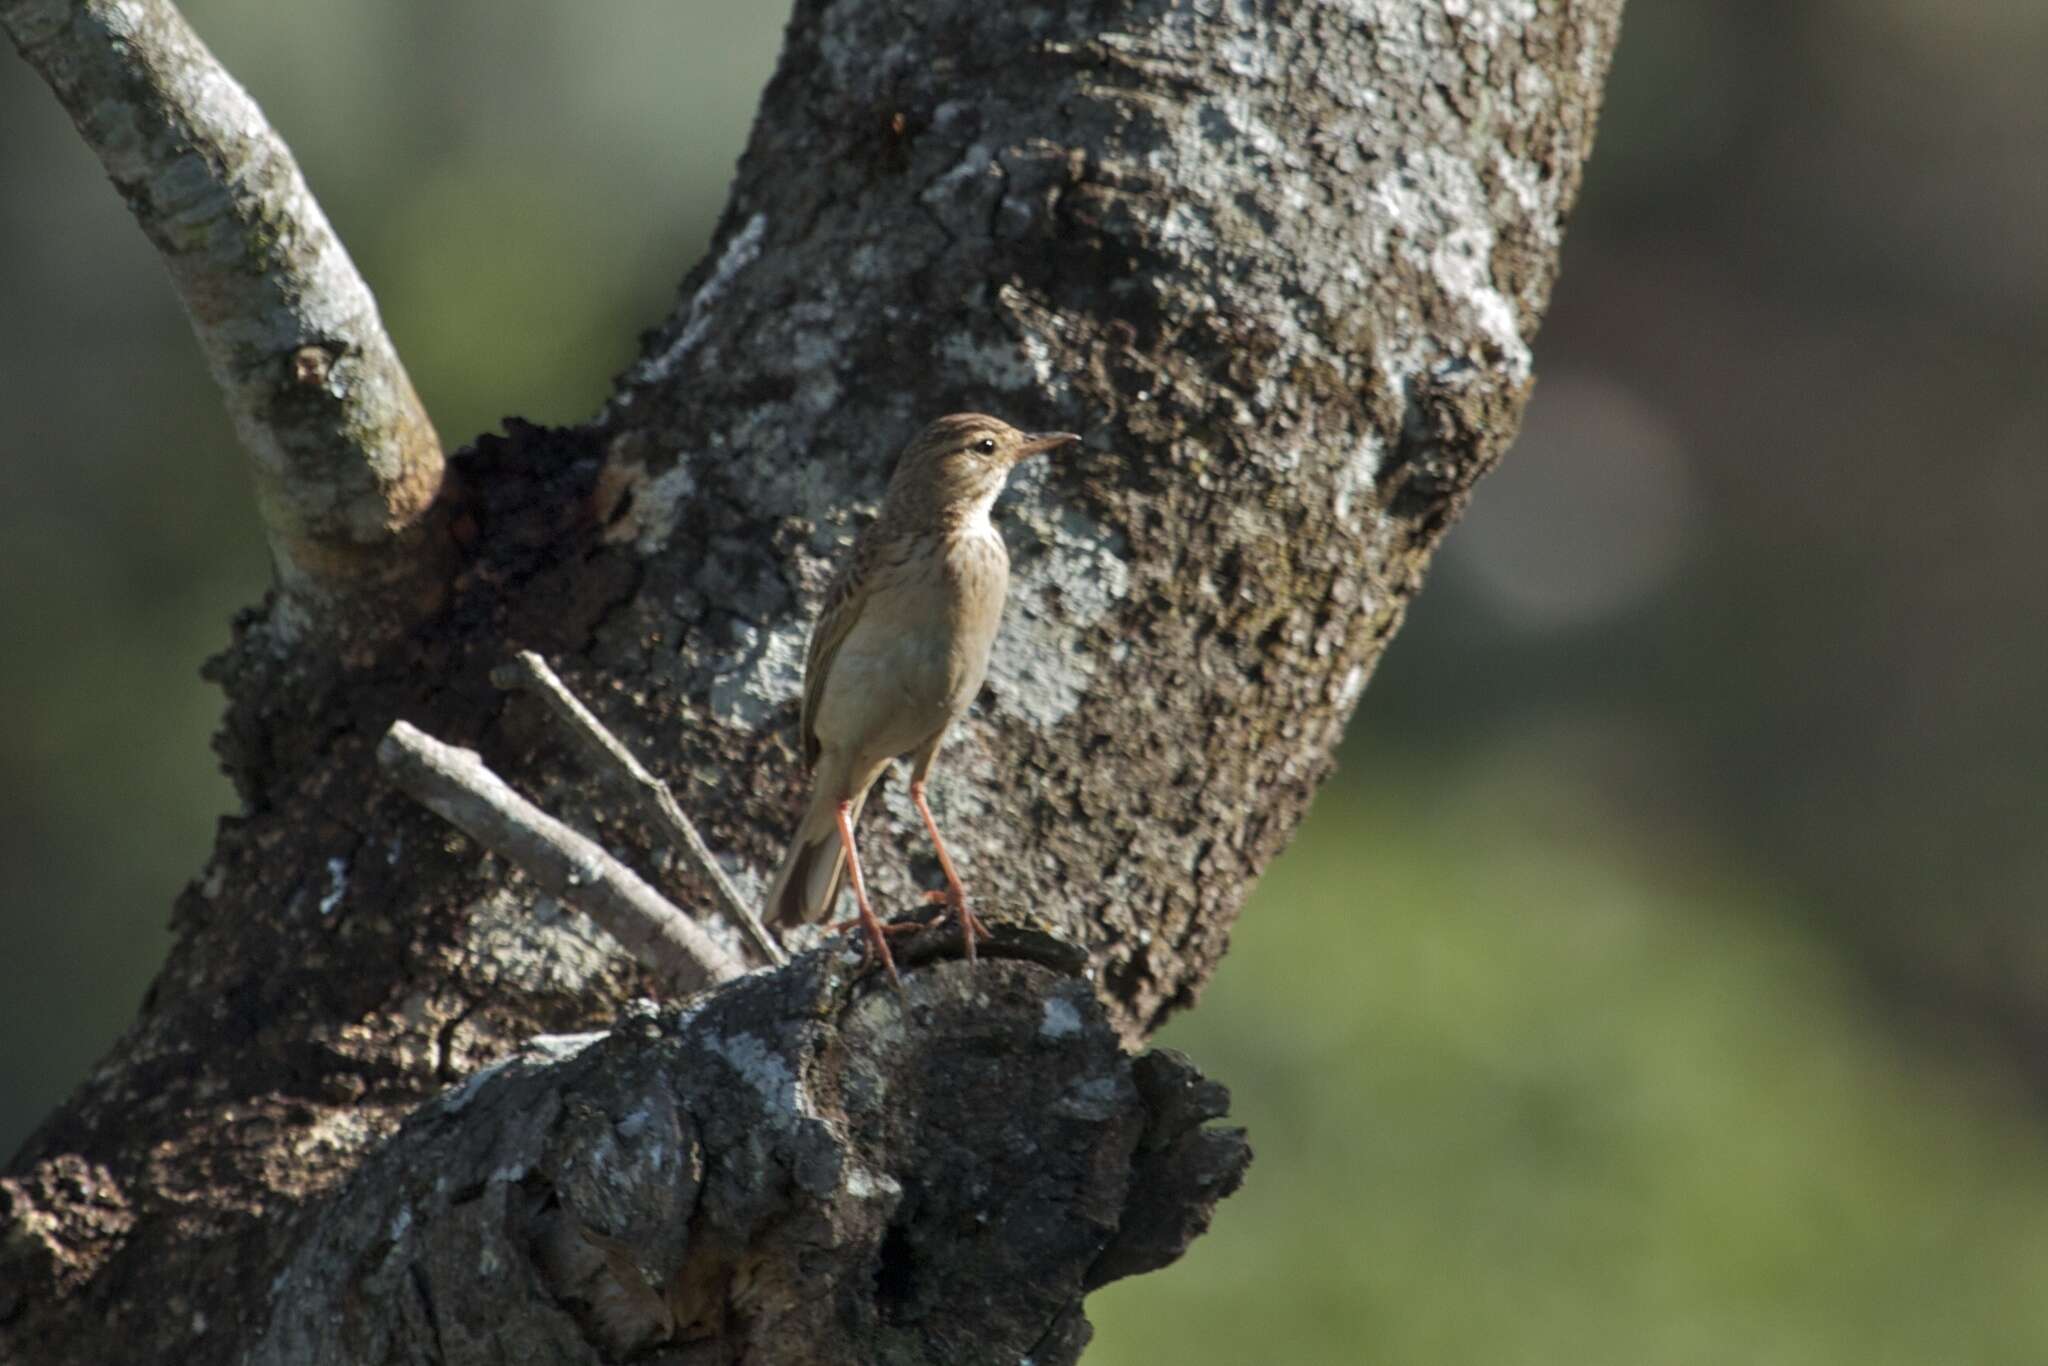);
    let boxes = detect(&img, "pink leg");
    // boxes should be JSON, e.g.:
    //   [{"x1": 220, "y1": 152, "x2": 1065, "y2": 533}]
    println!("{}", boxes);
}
[
  {"x1": 834, "y1": 799, "x2": 901, "y2": 991},
  {"x1": 911, "y1": 779, "x2": 991, "y2": 963}
]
